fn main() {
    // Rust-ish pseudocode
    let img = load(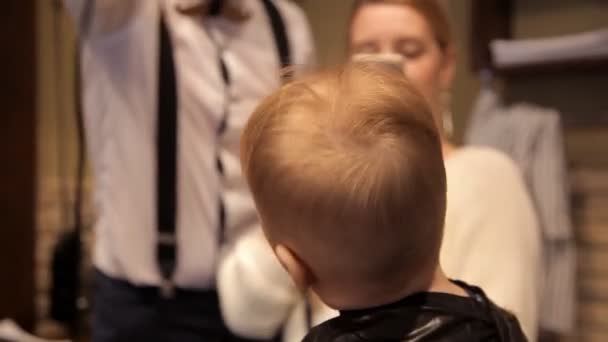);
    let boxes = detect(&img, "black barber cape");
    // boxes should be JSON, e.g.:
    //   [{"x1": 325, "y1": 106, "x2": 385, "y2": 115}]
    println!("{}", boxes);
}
[{"x1": 303, "y1": 280, "x2": 527, "y2": 342}]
